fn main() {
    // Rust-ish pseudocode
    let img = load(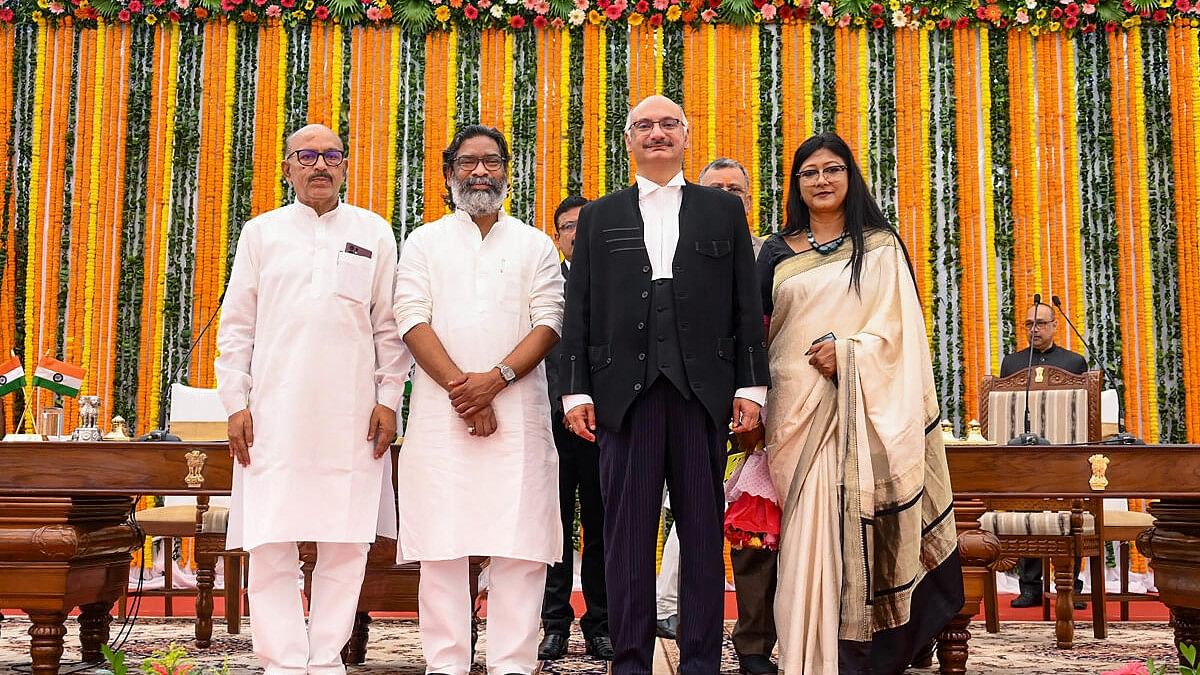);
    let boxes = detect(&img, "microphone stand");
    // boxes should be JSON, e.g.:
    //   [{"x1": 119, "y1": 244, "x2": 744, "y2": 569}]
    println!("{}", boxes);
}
[
  {"x1": 1050, "y1": 295, "x2": 1144, "y2": 445},
  {"x1": 137, "y1": 290, "x2": 226, "y2": 442},
  {"x1": 1009, "y1": 294, "x2": 1051, "y2": 446}
]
